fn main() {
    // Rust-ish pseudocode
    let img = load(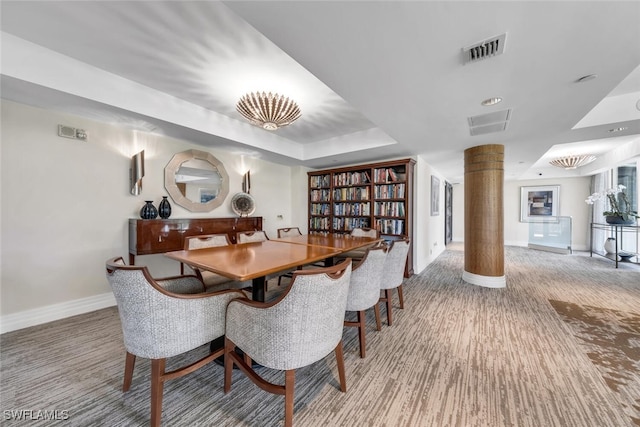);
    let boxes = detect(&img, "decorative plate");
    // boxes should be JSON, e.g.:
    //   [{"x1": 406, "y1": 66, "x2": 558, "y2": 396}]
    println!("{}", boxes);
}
[{"x1": 231, "y1": 192, "x2": 256, "y2": 217}]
